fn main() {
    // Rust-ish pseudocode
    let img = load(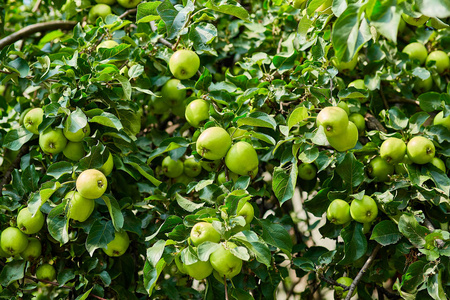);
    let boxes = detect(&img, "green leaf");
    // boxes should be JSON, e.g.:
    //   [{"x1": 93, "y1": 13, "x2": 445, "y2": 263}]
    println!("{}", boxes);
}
[
  {"x1": 272, "y1": 164, "x2": 298, "y2": 205},
  {"x1": 367, "y1": 0, "x2": 401, "y2": 42},
  {"x1": 137, "y1": 1, "x2": 162, "y2": 23},
  {"x1": 85, "y1": 220, "x2": 115, "y2": 256},
  {"x1": 128, "y1": 64, "x2": 144, "y2": 79},
  {"x1": 258, "y1": 219, "x2": 293, "y2": 255},
  {"x1": 143, "y1": 257, "x2": 167, "y2": 296},
  {"x1": 189, "y1": 22, "x2": 218, "y2": 54},
  {"x1": 75, "y1": 288, "x2": 94, "y2": 300},
  {"x1": 232, "y1": 231, "x2": 271, "y2": 267},
  {"x1": 197, "y1": 242, "x2": 221, "y2": 261},
  {"x1": 147, "y1": 240, "x2": 167, "y2": 267},
  {"x1": 398, "y1": 214, "x2": 431, "y2": 248},
  {"x1": 204, "y1": 0, "x2": 249, "y2": 21},
  {"x1": 418, "y1": 92, "x2": 442, "y2": 112},
  {"x1": 370, "y1": 220, "x2": 402, "y2": 246},
  {"x1": 339, "y1": 222, "x2": 367, "y2": 265},
  {"x1": 7, "y1": 57, "x2": 29, "y2": 78},
  {"x1": 237, "y1": 112, "x2": 277, "y2": 130},
  {"x1": 288, "y1": 107, "x2": 309, "y2": 131},
  {"x1": 157, "y1": 0, "x2": 194, "y2": 40},
  {"x1": 335, "y1": 152, "x2": 364, "y2": 188},
  {"x1": 3, "y1": 127, "x2": 33, "y2": 151},
  {"x1": 90, "y1": 112, "x2": 123, "y2": 130},
  {"x1": 195, "y1": 68, "x2": 212, "y2": 91},
  {"x1": 66, "y1": 107, "x2": 87, "y2": 133},
  {"x1": 0, "y1": 260, "x2": 26, "y2": 286},
  {"x1": 427, "y1": 269, "x2": 447, "y2": 300},
  {"x1": 175, "y1": 193, "x2": 205, "y2": 212},
  {"x1": 47, "y1": 203, "x2": 69, "y2": 245},
  {"x1": 46, "y1": 161, "x2": 73, "y2": 179},
  {"x1": 101, "y1": 195, "x2": 124, "y2": 231},
  {"x1": 116, "y1": 74, "x2": 131, "y2": 100},
  {"x1": 416, "y1": 0, "x2": 450, "y2": 18},
  {"x1": 402, "y1": 261, "x2": 427, "y2": 293},
  {"x1": 387, "y1": 106, "x2": 408, "y2": 130}
]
